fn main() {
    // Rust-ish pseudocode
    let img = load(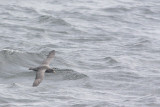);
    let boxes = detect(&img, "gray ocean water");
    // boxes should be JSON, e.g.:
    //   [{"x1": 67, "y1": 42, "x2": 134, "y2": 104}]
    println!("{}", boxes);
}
[{"x1": 0, "y1": 0, "x2": 160, "y2": 107}]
